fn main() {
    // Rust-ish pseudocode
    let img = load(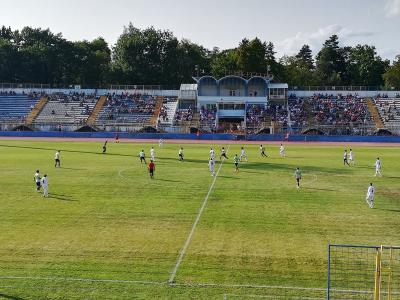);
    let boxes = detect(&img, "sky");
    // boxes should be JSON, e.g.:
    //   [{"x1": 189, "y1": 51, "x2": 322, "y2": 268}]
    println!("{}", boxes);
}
[{"x1": 1, "y1": 0, "x2": 400, "y2": 61}]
